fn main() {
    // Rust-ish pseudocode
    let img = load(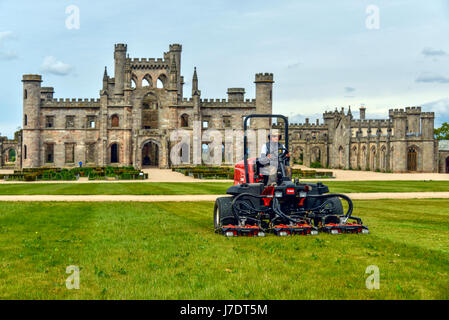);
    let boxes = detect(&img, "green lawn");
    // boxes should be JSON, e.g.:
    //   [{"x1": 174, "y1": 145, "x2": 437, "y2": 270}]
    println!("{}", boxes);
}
[
  {"x1": 0, "y1": 180, "x2": 448, "y2": 195},
  {"x1": 0, "y1": 199, "x2": 448, "y2": 299}
]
